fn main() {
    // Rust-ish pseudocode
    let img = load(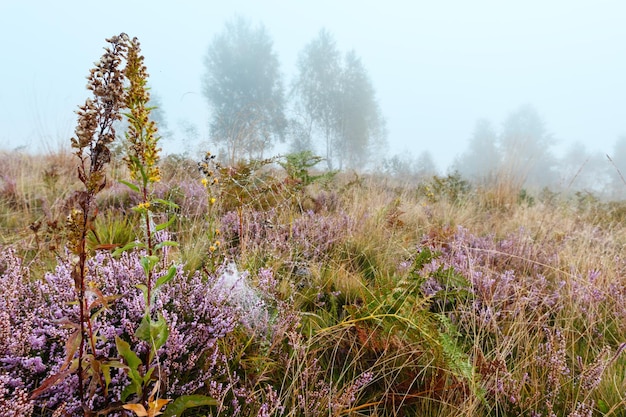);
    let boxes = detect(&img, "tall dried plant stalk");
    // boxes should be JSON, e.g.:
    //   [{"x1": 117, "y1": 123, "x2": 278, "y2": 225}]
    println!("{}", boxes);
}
[
  {"x1": 31, "y1": 33, "x2": 129, "y2": 415},
  {"x1": 67, "y1": 33, "x2": 128, "y2": 411}
]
